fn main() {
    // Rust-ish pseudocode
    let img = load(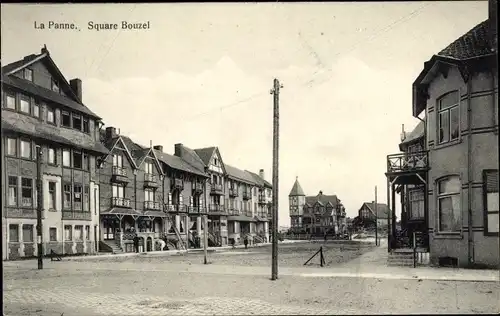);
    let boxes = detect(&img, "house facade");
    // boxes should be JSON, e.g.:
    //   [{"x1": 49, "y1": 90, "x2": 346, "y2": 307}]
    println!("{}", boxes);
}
[
  {"x1": 387, "y1": 3, "x2": 498, "y2": 268},
  {"x1": 1, "y1": 47, "x2": 108, "y2": 260},
  {"x1": 288, "y1": 177, "x2": 346, "y2": 236},
  {"x1": 356, "y1": 202, "x2": 392, "y2": 229}
]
